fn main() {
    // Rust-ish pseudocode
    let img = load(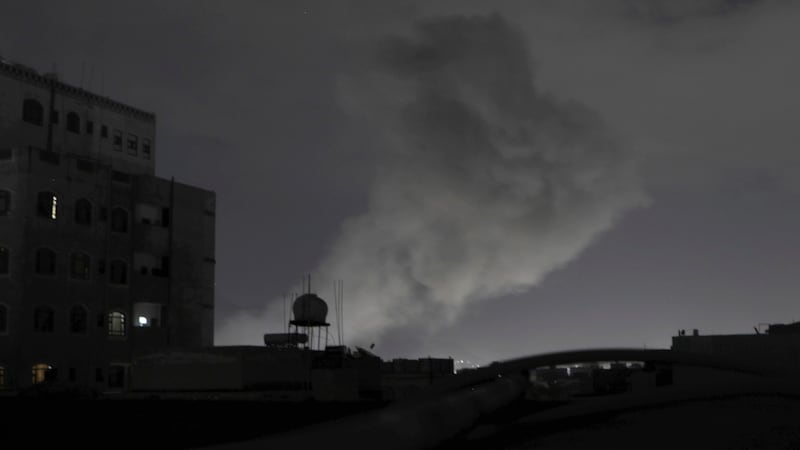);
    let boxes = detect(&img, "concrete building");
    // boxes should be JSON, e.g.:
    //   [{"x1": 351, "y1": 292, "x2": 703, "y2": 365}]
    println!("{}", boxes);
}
[
  {"x1": 672, "y1": 323, "x2": 800, "y2": 373},
  {"x1": 0, "y1": 58, "x2": 215, "y2": 390}
]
